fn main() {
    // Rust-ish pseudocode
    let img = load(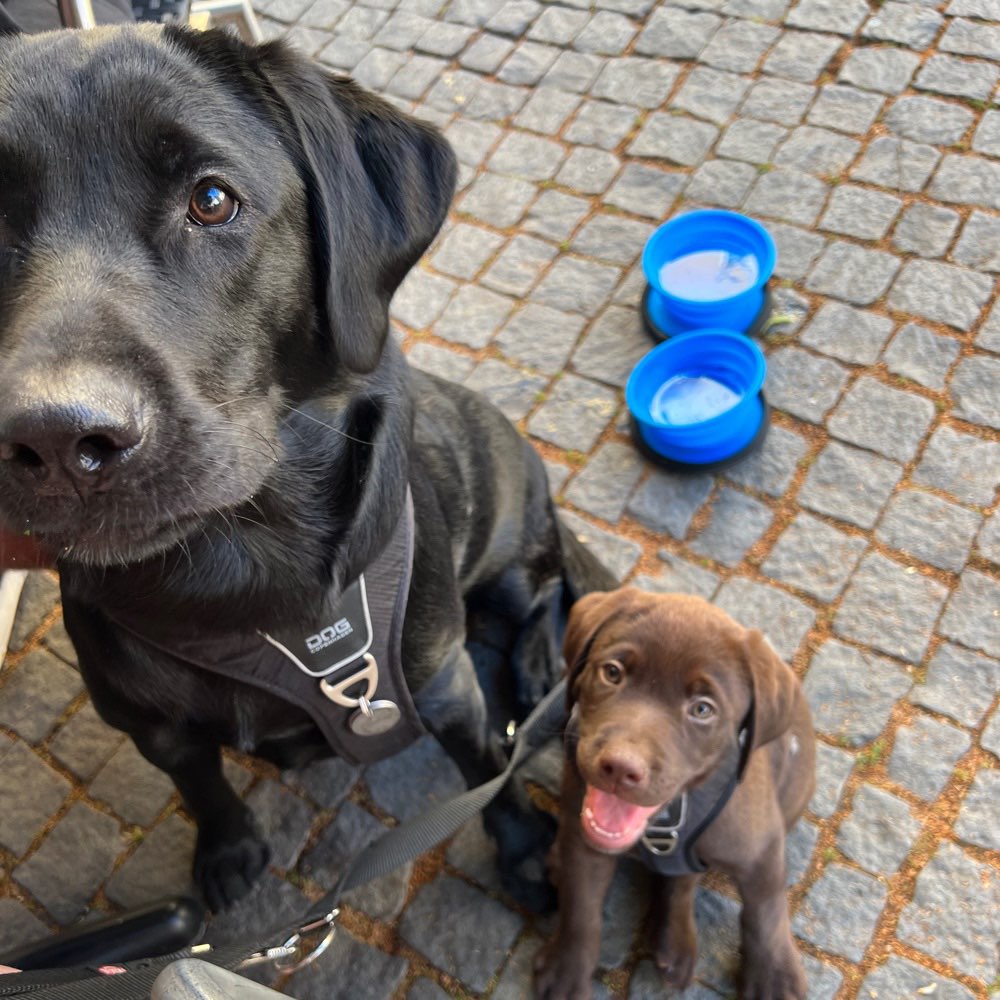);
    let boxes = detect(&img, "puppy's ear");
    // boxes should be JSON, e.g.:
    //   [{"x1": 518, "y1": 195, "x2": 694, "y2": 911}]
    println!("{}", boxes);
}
[
  {"x1": 563, "y1": 587, "x2": 636, "y2": 705},
  {"x1": 743, "y1": 629, "x2": 798, "y2": 751},
  {"x1": 253, "y1": 41, "x2": 456, "y2": 372}
]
